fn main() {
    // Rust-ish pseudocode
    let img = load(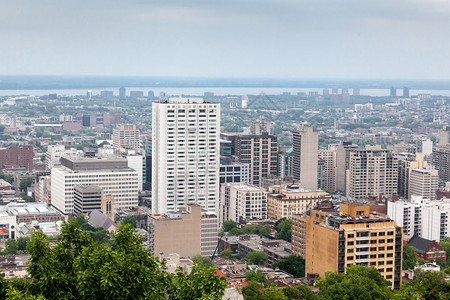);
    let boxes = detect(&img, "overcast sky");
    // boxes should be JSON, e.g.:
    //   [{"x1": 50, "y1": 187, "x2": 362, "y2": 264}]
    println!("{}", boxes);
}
[{"x1": 1, "y1": 0, "x2": 450, "y2": 79}]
